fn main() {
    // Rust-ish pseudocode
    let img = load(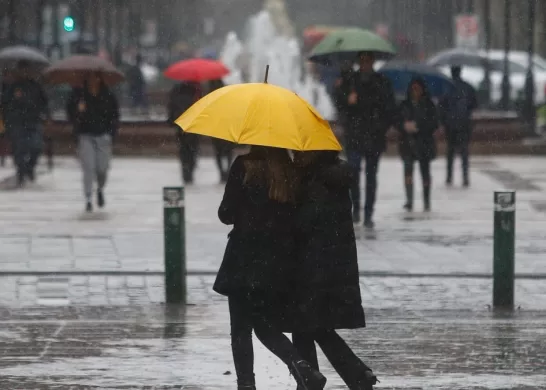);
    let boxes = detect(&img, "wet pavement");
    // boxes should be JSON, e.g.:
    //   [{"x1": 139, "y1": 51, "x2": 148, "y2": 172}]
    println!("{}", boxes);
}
[{"x1": 1, "y1": 156, "x2": 546, "y2": 388}]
